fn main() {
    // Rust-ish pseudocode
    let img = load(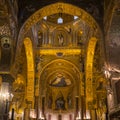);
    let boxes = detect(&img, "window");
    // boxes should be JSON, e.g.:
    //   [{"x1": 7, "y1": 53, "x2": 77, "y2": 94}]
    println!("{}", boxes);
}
[{"x1": 57, "y1": 17, "x2": 63, "y2": 24}]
